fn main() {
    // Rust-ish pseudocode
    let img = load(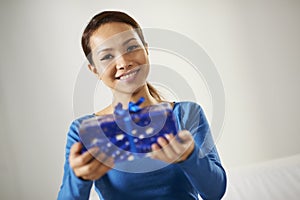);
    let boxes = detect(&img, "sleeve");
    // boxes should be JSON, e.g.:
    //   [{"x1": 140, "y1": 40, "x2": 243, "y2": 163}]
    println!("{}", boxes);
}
[
  {"x1": 176, "y1": 102, "x2": 227, "y2": 200},
  {"x1": 57, "y1": 119, "x2": 93, "y2": 200}
]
